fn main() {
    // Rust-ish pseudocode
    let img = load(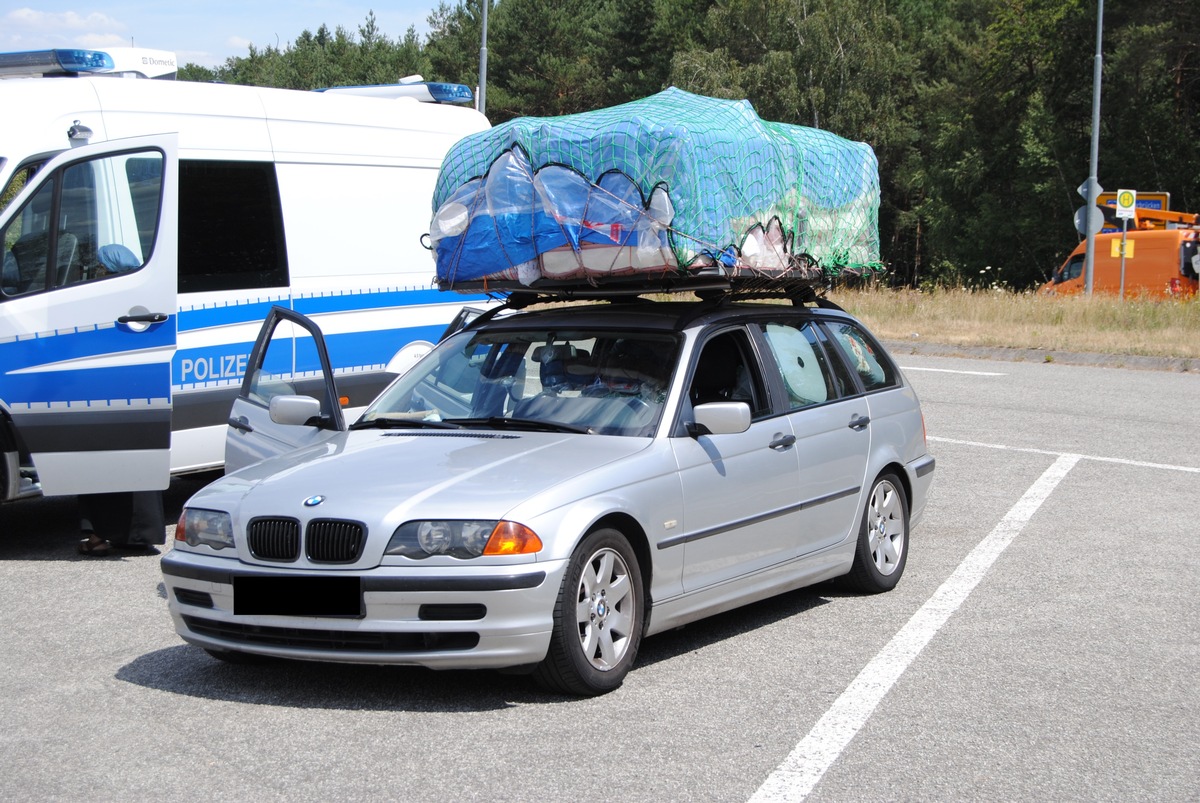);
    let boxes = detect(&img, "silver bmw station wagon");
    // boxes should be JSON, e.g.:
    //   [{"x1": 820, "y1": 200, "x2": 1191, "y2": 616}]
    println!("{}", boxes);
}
[{"x1": 162, "y1": 293, "x2": 934, "y2": 695}]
